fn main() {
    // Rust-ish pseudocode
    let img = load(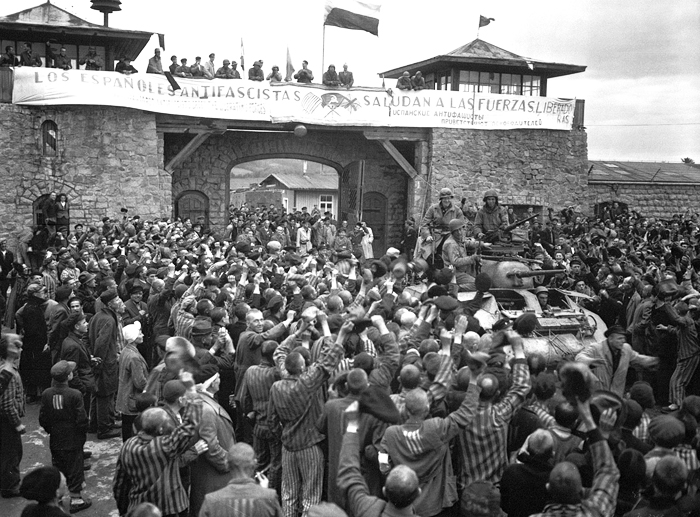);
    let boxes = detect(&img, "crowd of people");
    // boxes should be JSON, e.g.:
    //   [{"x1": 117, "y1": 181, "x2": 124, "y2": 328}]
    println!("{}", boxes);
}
[
  {"x1": 0, "y1": 42, "x2": 357, "y2": 88},
  {"x1": 2, "y1": 186, "x2": 700, "y2": 517}
]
